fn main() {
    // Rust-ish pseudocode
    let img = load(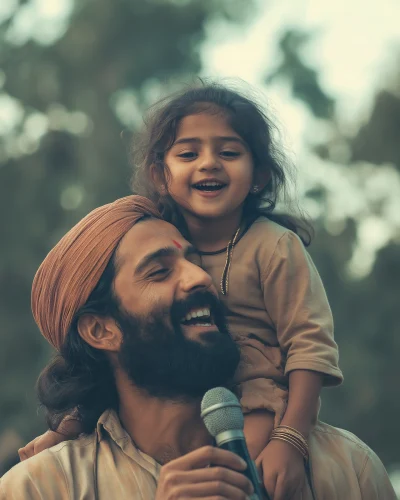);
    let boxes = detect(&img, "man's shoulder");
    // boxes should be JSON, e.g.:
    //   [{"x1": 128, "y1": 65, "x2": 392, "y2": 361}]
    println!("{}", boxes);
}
[
  {"x1": 1, "y1": 448, "x2": 68, "y2": 499},
  {"x1": 312, "y1": 421, "x2": 382, "y2": 474},
  {"x1": 0, "y1": 434, "x2": 96, "y2": 499},
  {"x1": 49, "y1": 432, "x2": 96, "y2": 460},
  {"x1": 313, "y1": 421, "x2": 372, "y2": 454},
  {"x1": 312, "y1": 422, "x2": 397, "y2": 498}
]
